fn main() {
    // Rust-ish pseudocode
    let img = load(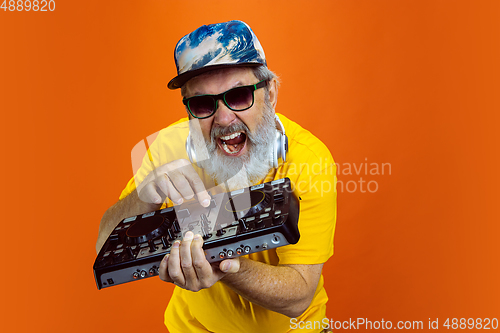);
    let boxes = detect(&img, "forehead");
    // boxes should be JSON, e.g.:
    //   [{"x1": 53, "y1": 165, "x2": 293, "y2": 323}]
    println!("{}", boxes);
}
[{"x1": 183, "y1": 67, "x2": 257, "y2": 97}]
